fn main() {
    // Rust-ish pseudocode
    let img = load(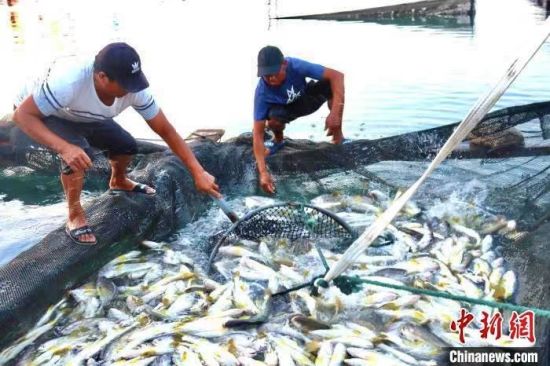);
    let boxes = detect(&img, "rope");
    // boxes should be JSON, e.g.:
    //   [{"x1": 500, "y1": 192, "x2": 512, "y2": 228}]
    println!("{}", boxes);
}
[
  {"x1": 333, "y1": 275, "x2": 550, "y2": 318},
  {"x1": 320, "y1": 17, "x2": 550, "y2": 285}
]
